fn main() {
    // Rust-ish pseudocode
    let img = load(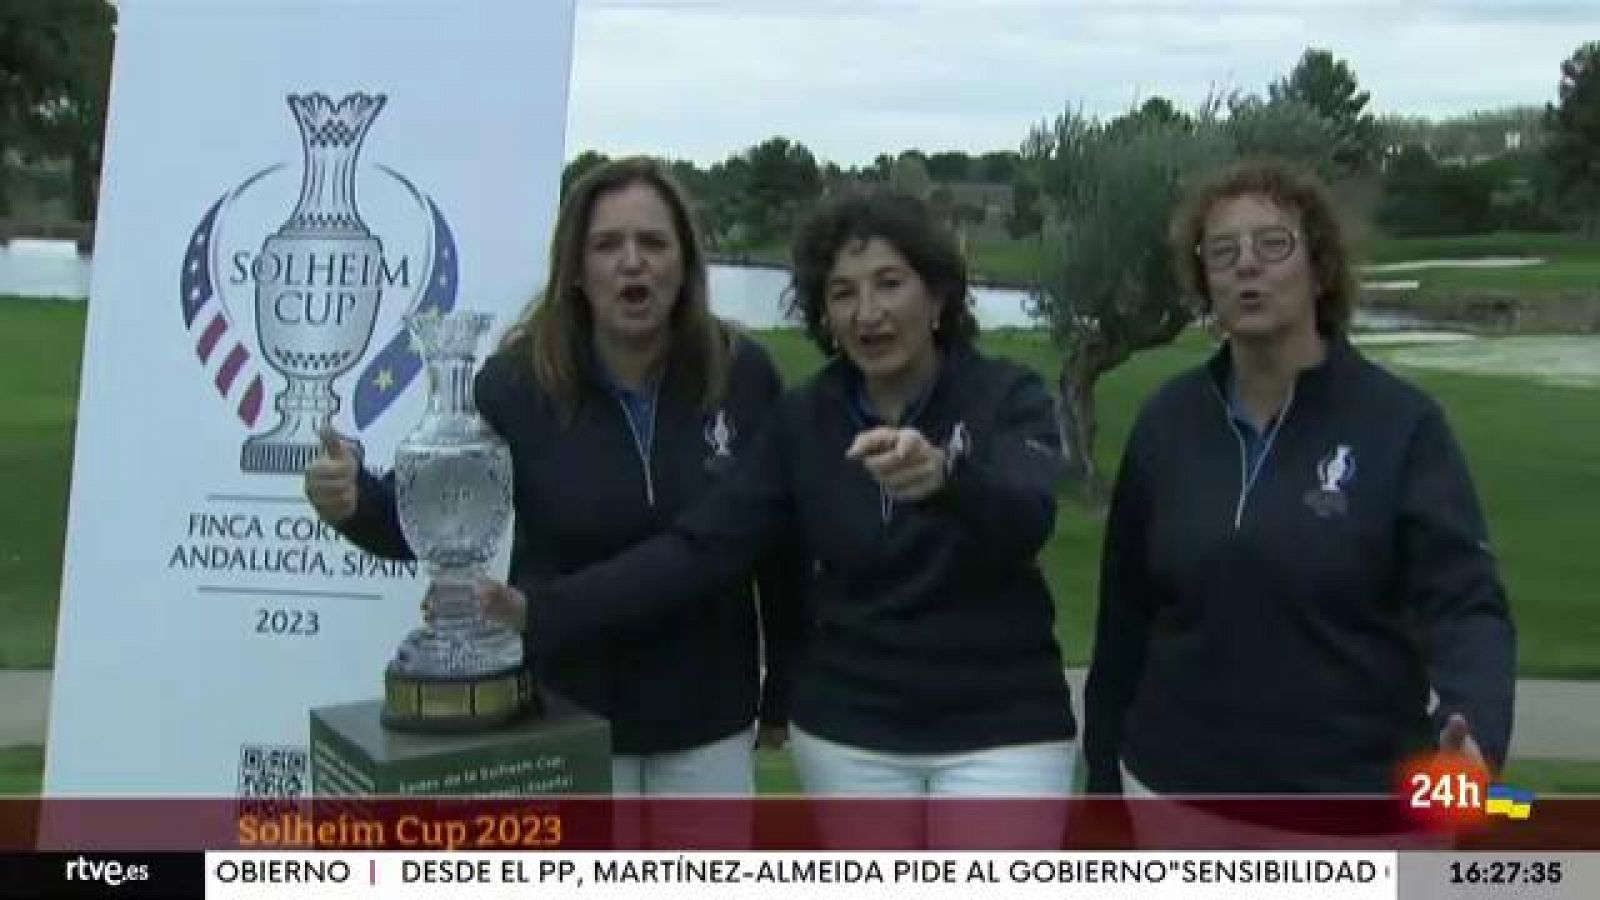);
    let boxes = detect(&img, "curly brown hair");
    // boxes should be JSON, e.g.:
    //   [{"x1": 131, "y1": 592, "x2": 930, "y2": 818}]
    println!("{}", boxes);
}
[
  {"x1": 499, "y1": 156, "x2": 731, "y2": 421},
  {"x1": 785, "y1": 189, "x2": 978, "y2": 356},
  {"x1": 1169, "y1": 158, "x2": 1358, "y2": 337}
]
